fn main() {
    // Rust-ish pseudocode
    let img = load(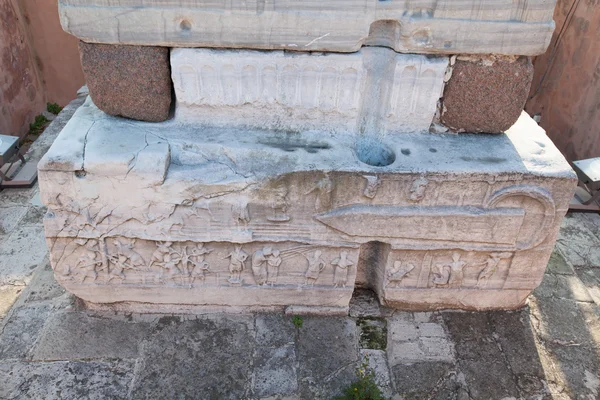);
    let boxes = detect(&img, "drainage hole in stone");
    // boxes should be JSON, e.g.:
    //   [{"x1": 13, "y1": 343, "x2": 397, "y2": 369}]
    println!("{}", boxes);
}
[
  {"x1": 180, "y1": 19, "x2": 192, "y2": 31},
  {"x1": 429, "y1": 148, "x2": 437, "y2": 153},
  {"x1": 355, "y1": 137, "x2": 396, "y2": 167}
]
